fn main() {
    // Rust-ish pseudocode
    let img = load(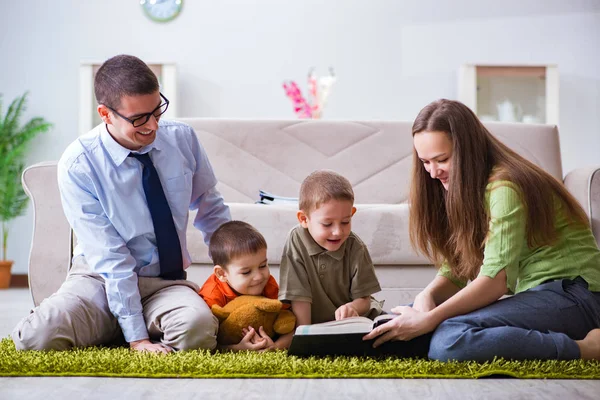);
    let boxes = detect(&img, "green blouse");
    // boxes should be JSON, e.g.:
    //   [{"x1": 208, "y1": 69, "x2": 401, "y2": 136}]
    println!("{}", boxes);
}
[{"x1": 438, "y1": 181, "x2": 600, "y2": 294}]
